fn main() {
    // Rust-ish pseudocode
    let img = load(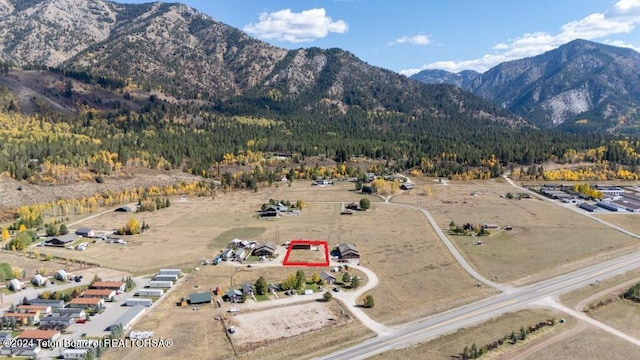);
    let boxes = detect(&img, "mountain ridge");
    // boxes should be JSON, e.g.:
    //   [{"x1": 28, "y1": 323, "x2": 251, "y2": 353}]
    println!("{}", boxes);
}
[{"x1": 411, "y1": 39, "x2": 640, "y2": 133}]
